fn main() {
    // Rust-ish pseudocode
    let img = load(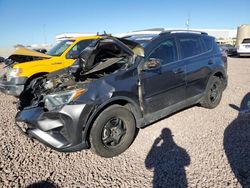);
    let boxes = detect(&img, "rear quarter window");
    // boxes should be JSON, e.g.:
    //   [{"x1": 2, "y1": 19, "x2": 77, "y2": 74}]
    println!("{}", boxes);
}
[
  {"x1": 178, "y1": 36, "x2": 203, "y2": 59},
  {"x1": 201, "y1": 36, "x2": 213, "y2": 52}
]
